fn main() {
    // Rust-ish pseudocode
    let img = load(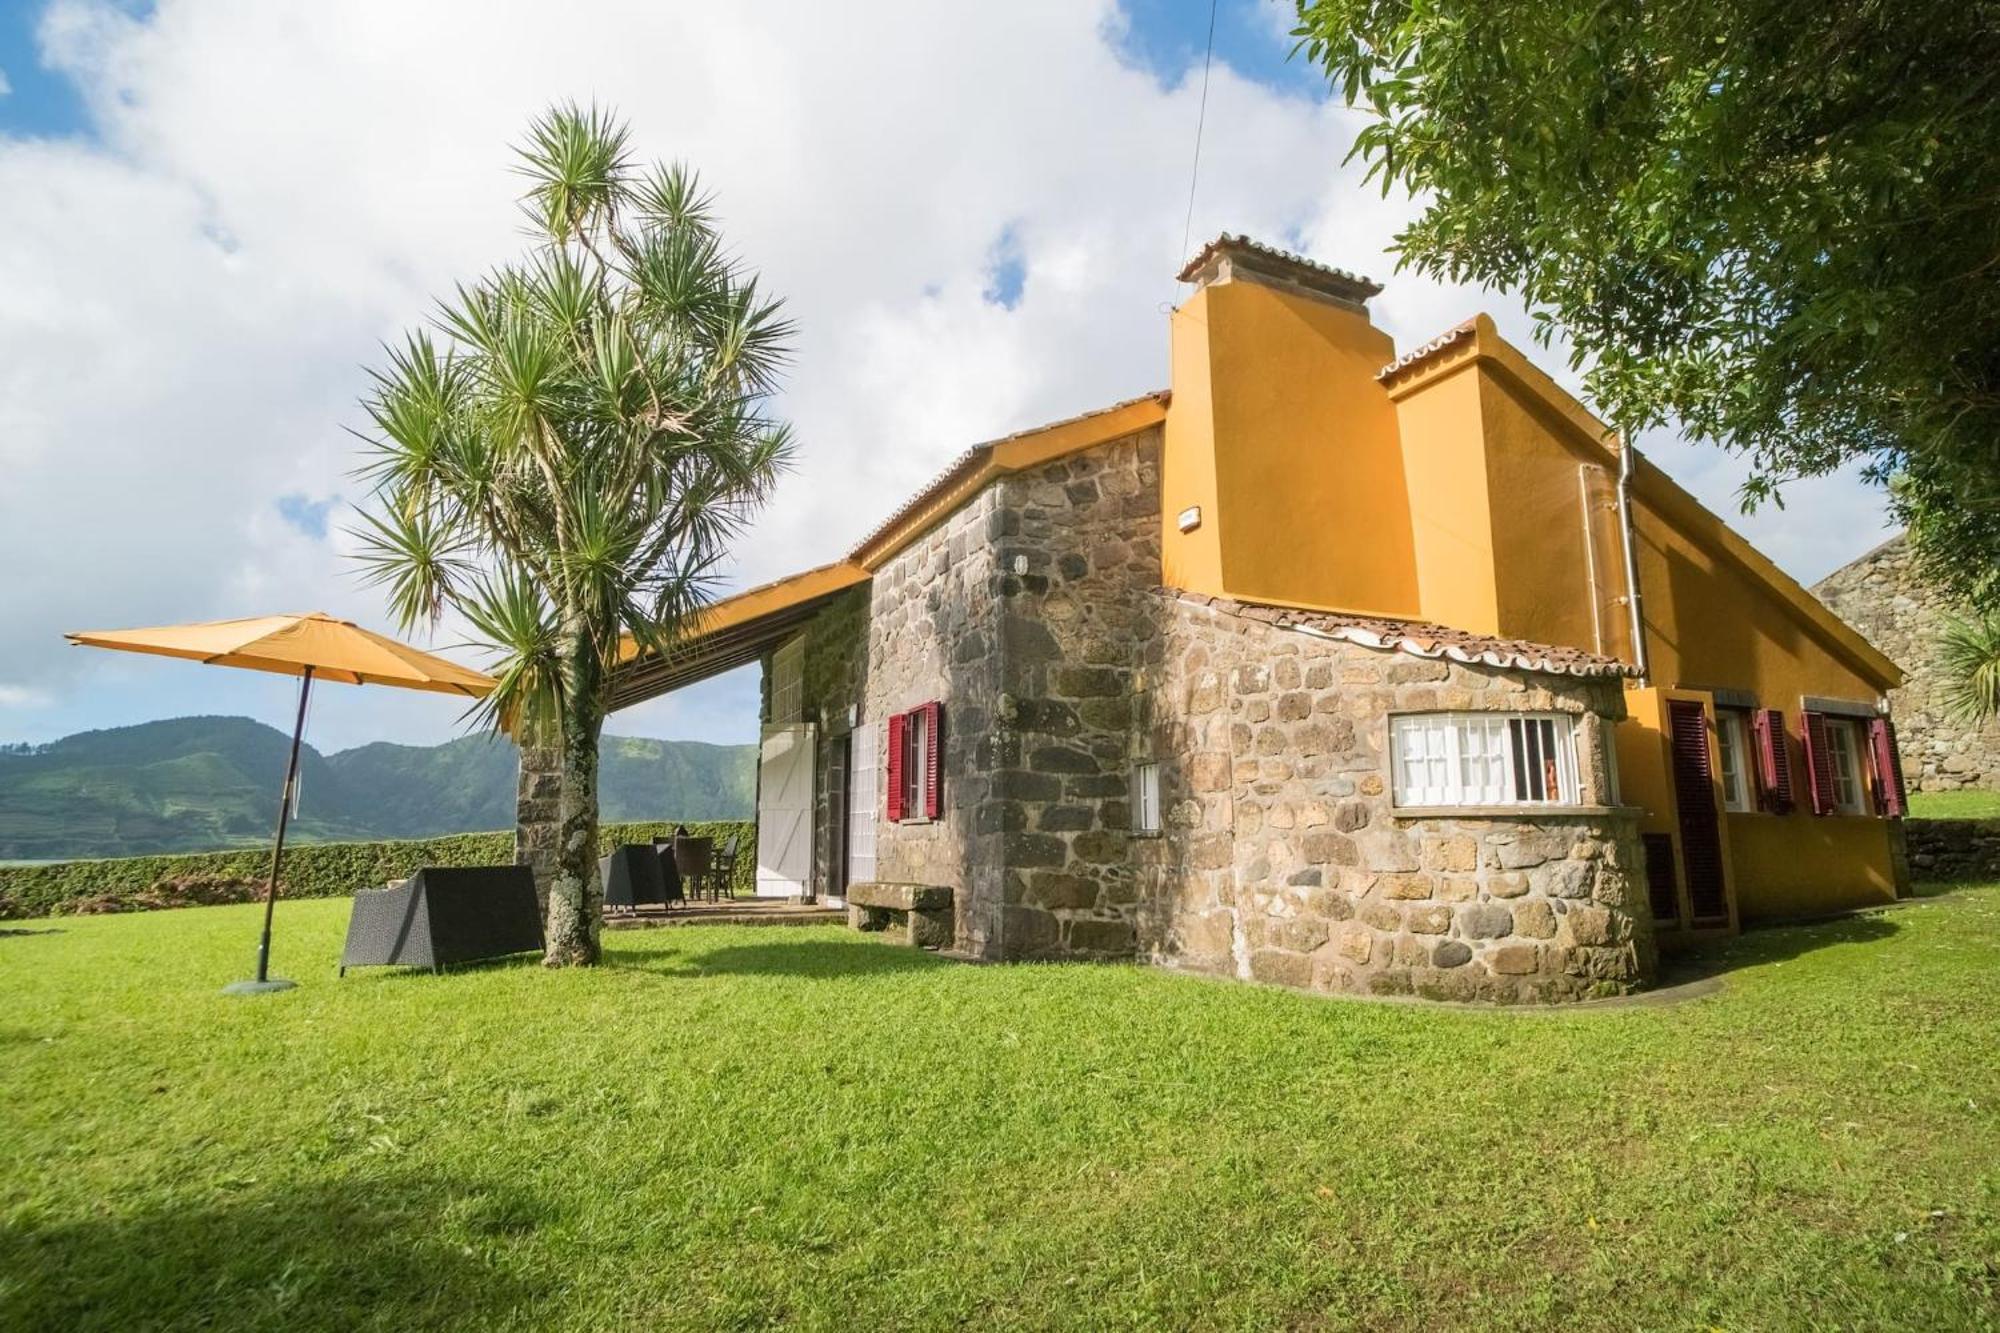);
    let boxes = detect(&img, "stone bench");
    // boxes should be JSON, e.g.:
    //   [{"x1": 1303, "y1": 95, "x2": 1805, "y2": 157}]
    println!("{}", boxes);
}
[{"x1": 845, "y1": 882, "x2": 953, "y2": 950}]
